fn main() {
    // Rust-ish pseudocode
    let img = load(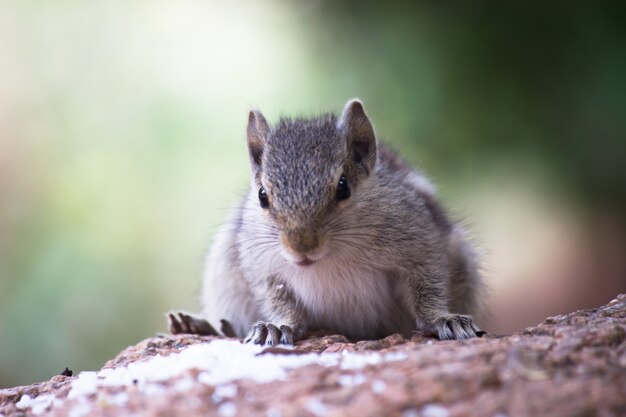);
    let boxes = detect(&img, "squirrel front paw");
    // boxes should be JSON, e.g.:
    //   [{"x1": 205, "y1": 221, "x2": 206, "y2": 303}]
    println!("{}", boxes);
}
[
  {"x1": 167, "y1": 311, "x2": 219, "y2": 336},
  {"x1": 244, "y1": 321, "x2": 295, "y2": 345},
  {"x1": 433, "y1": 314, "x2": 482, "y2": 340}
]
